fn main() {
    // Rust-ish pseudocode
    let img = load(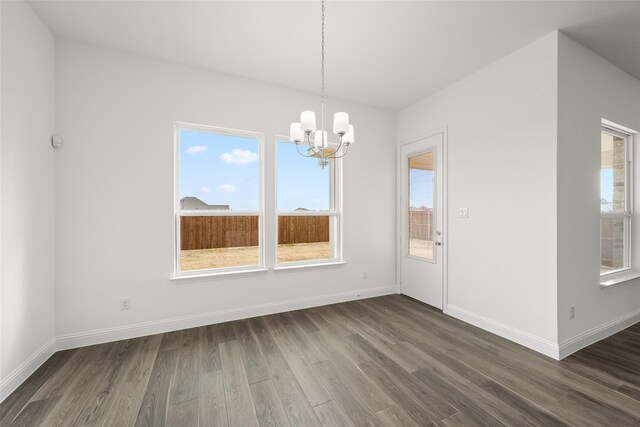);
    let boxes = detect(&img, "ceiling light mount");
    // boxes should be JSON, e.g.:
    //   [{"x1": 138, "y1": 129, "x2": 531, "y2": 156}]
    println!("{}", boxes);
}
[{"x1": 289, "y1": 0, "x2": 354, "y2": 168}]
